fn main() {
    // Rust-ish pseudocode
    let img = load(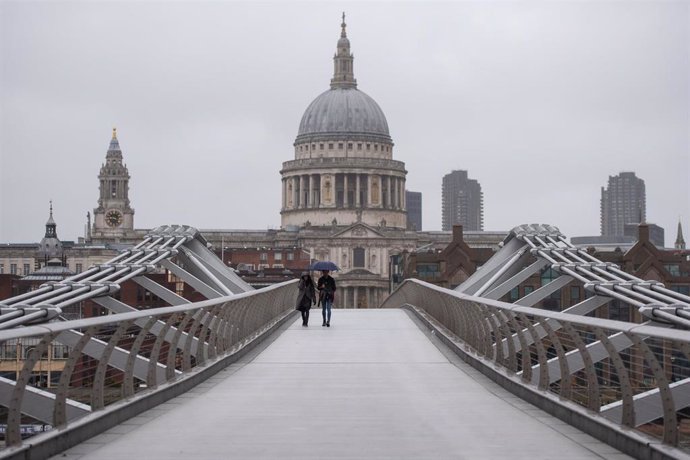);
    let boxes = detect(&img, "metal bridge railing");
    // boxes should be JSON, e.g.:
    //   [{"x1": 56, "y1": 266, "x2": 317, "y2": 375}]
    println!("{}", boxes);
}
[
  {"x1": 0, "y1": 280, "x2": 297, "y2": 452},
  {"x1": 383, "y1": 279, "x2": 690, "y2": 451}
]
